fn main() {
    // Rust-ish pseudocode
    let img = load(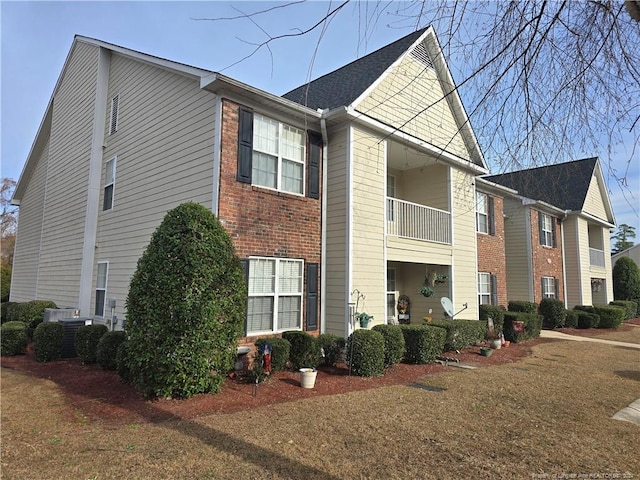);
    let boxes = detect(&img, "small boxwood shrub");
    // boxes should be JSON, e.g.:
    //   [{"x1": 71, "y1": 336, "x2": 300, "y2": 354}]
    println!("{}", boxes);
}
[
  {"x1": 400, "y1": 325, "x2": 446, "y2": 364},
  {"x1": 33, "y1": 322, "x2": 64, "y2": 362},
  {"x1": 430, "y1": 319, "x2": 486, "y2": 351},
  {"x1": 254, "y1": 337, "x2": 290, "y2": 373},
  {"x1": 564, "y1": 310, "x2": 579, "y2": 328},
  {"x1": 574, "y1": 305, "x2": 596, "y2": 314},
  {"x1": 593, "y1": 305, "x2": 625, "y2": 329},
  {"x1": 316, "y1": 333, "x2": 346, "y2": 367},
  {"x1": 372, "y1": 324, "x2": 405, "y2": 367},
  {"x1": 12, "y1": 300, "x2": 57, "y2": 323},
  {"x1": 282, "y1": 331, "x2": 320, "y2": 370},
  {"x1": 503, "y1": 312, "x2": 543, "y2": 343},
  {"x1": 609, "y1": 300, "x2": 637, "y2": 320},
  {"x1": 346, "y1": 329, "x2": 385, "y2": 377},
  {"x1": 1, "y1": 302, "x2": 18, "y2": 324},
  {"x1": 75, "y1": 324, "x2": 109, "y2": 364},
  {"x1": 96, "y1": 331, "x2": 127, "y2": 370},
  {"x1": 1, "y1": 321, "x2": 28, "y2": 356},
  {"x1": 478, "y1": 305, "x2": 505, "y2": 333},
  {"x1": 538, "y1": 298, "x2": 567, "y2": 329},
  {"x1": 575, "y1": 310, "x2": 600, "y2": 329},
  {"x1": 508, "y1": 300, "x2": 538, "y2": 314},
  {"x1": 116, "y1": 341, "x2": 132, "y2": 383}
]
